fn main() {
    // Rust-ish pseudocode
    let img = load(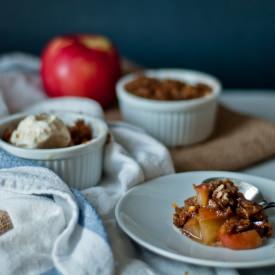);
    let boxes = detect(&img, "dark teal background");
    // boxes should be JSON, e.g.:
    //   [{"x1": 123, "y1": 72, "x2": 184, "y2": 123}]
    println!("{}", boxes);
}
[{"x1": 0, "y1": 0, "x2": 275, "y2": 89}]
